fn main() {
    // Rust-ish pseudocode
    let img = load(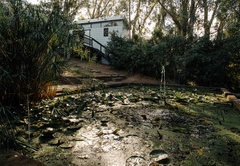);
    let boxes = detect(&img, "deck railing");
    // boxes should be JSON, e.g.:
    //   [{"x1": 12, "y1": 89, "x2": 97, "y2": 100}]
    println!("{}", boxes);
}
[{"x1": 80, "y1": 34, "x2": 106, "y2": 52}]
